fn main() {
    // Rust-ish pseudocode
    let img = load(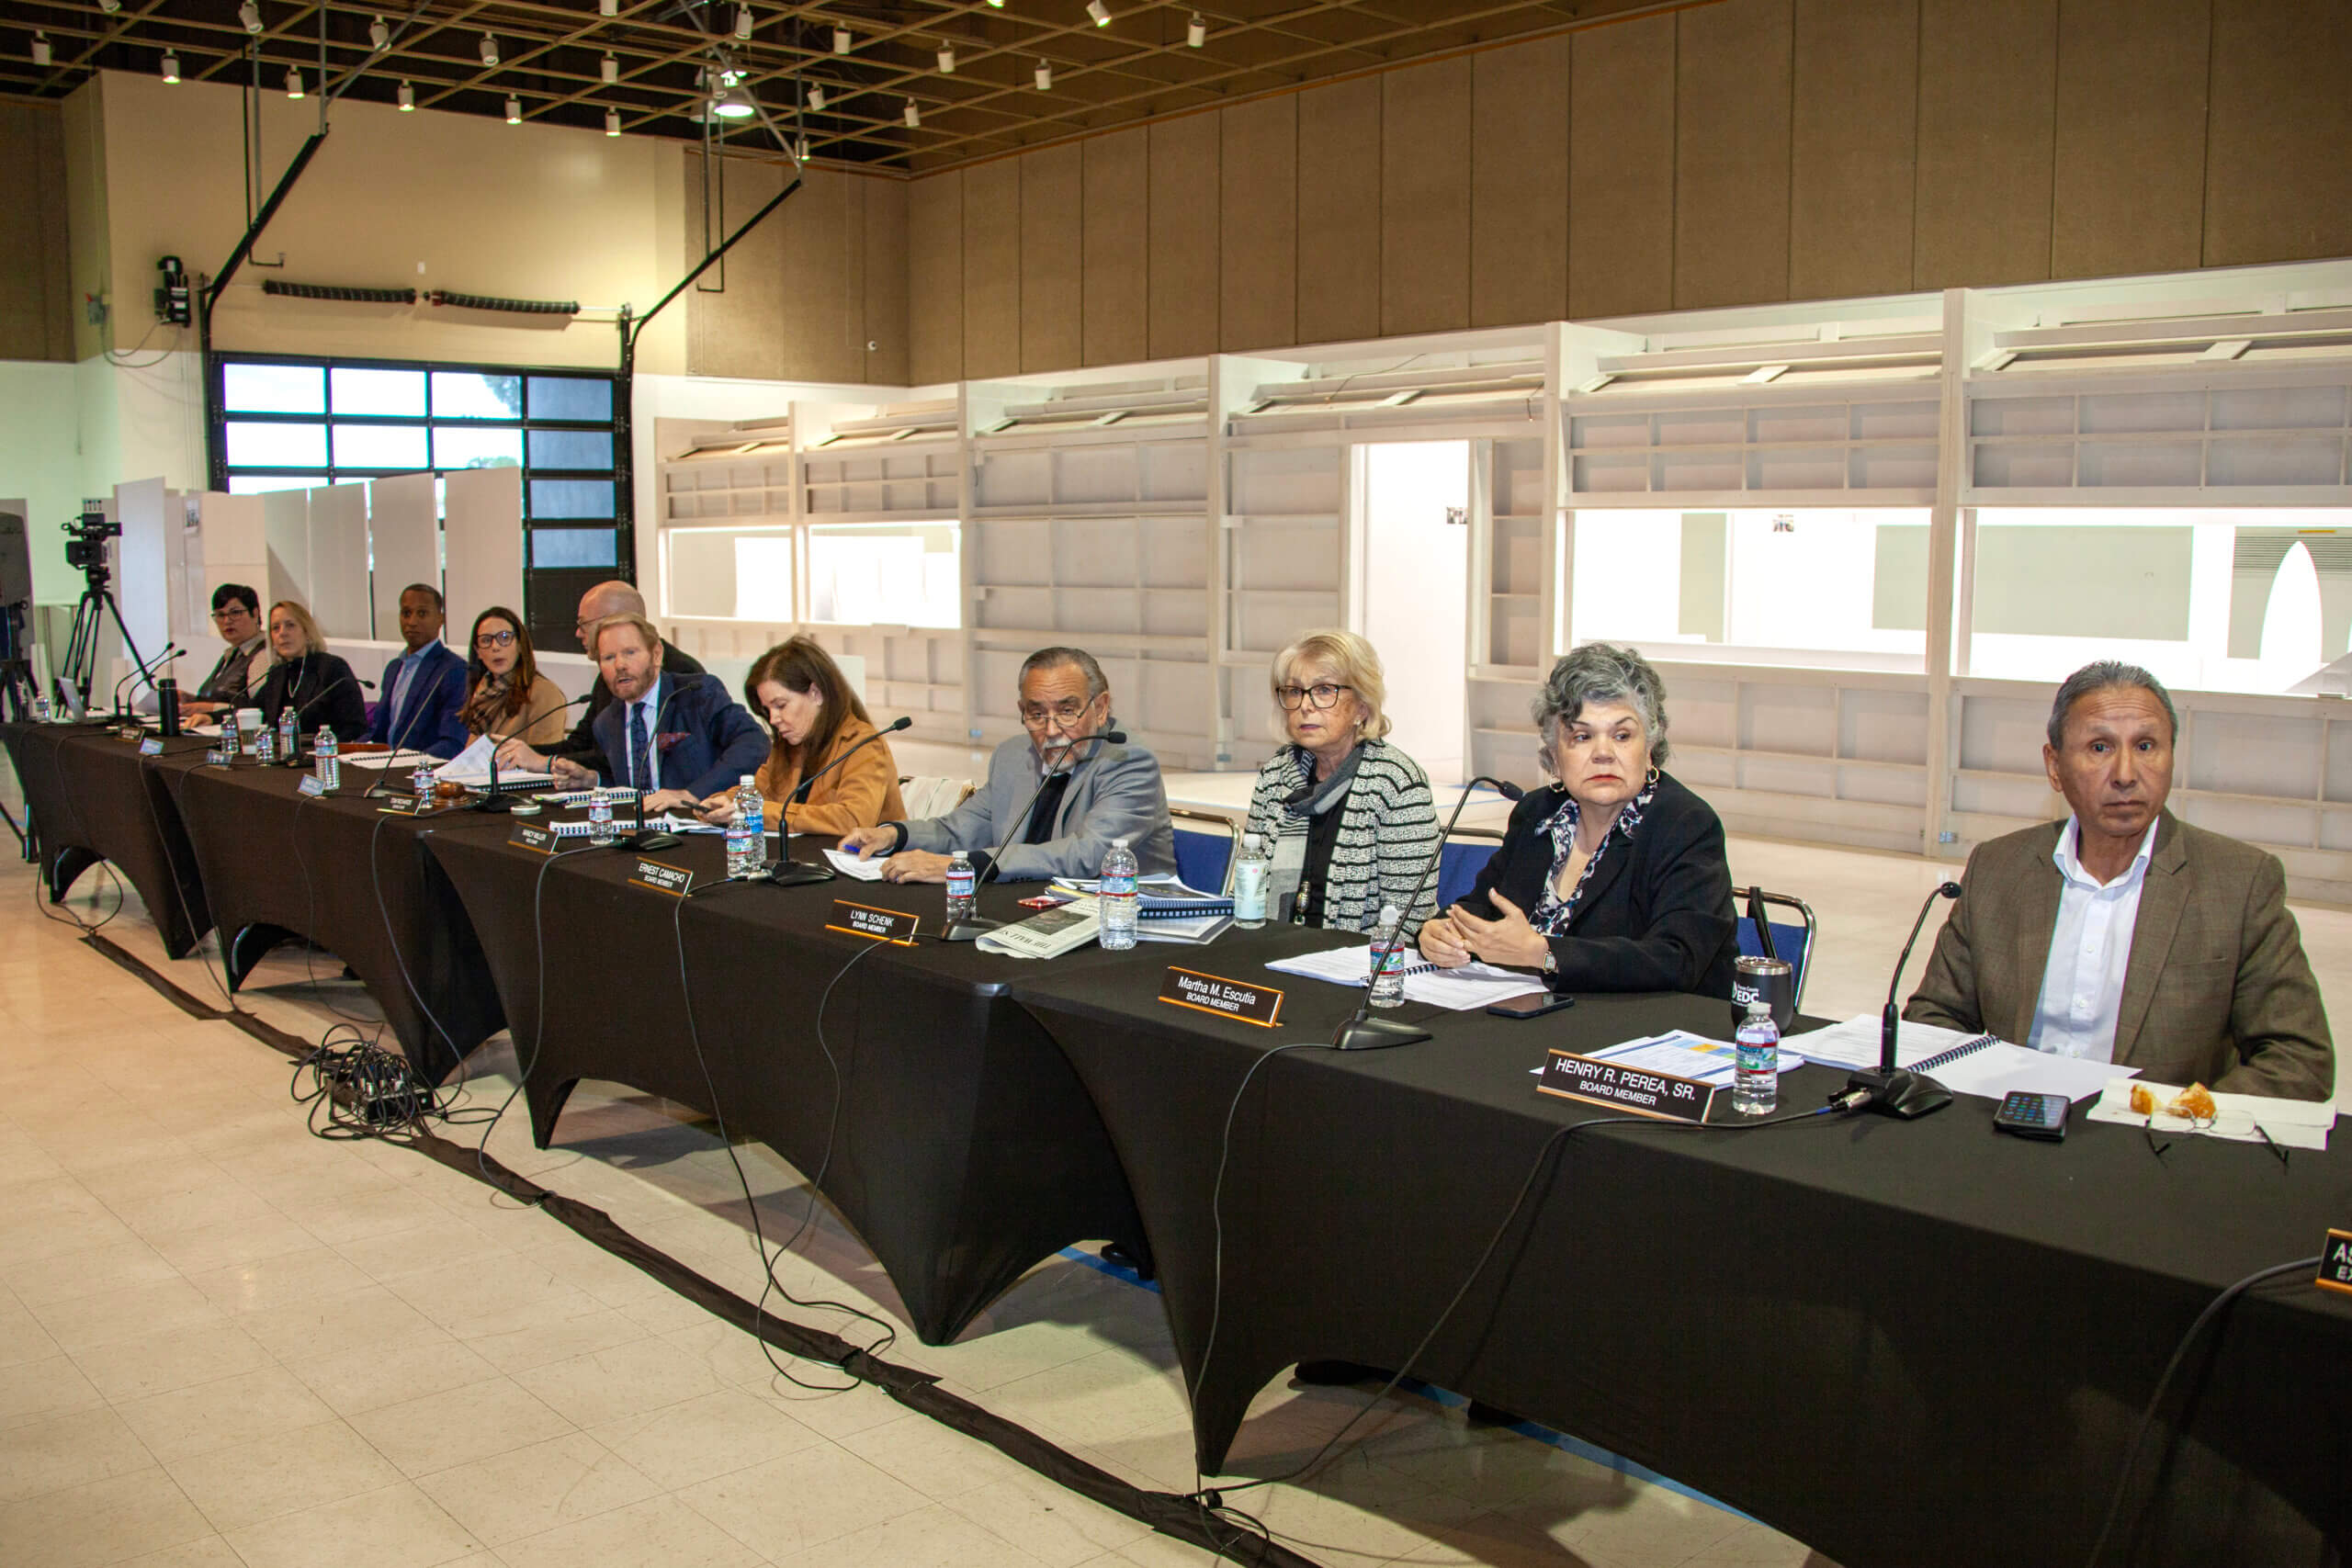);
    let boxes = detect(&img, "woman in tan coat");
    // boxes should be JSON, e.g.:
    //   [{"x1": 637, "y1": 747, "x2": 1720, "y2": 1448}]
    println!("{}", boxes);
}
[
  {"x1": 459, "y1": 606, "x2": 571, "y2": 748},
  {"x1": 696, "y1": 635, "x2": 906, "y2": 837}
]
